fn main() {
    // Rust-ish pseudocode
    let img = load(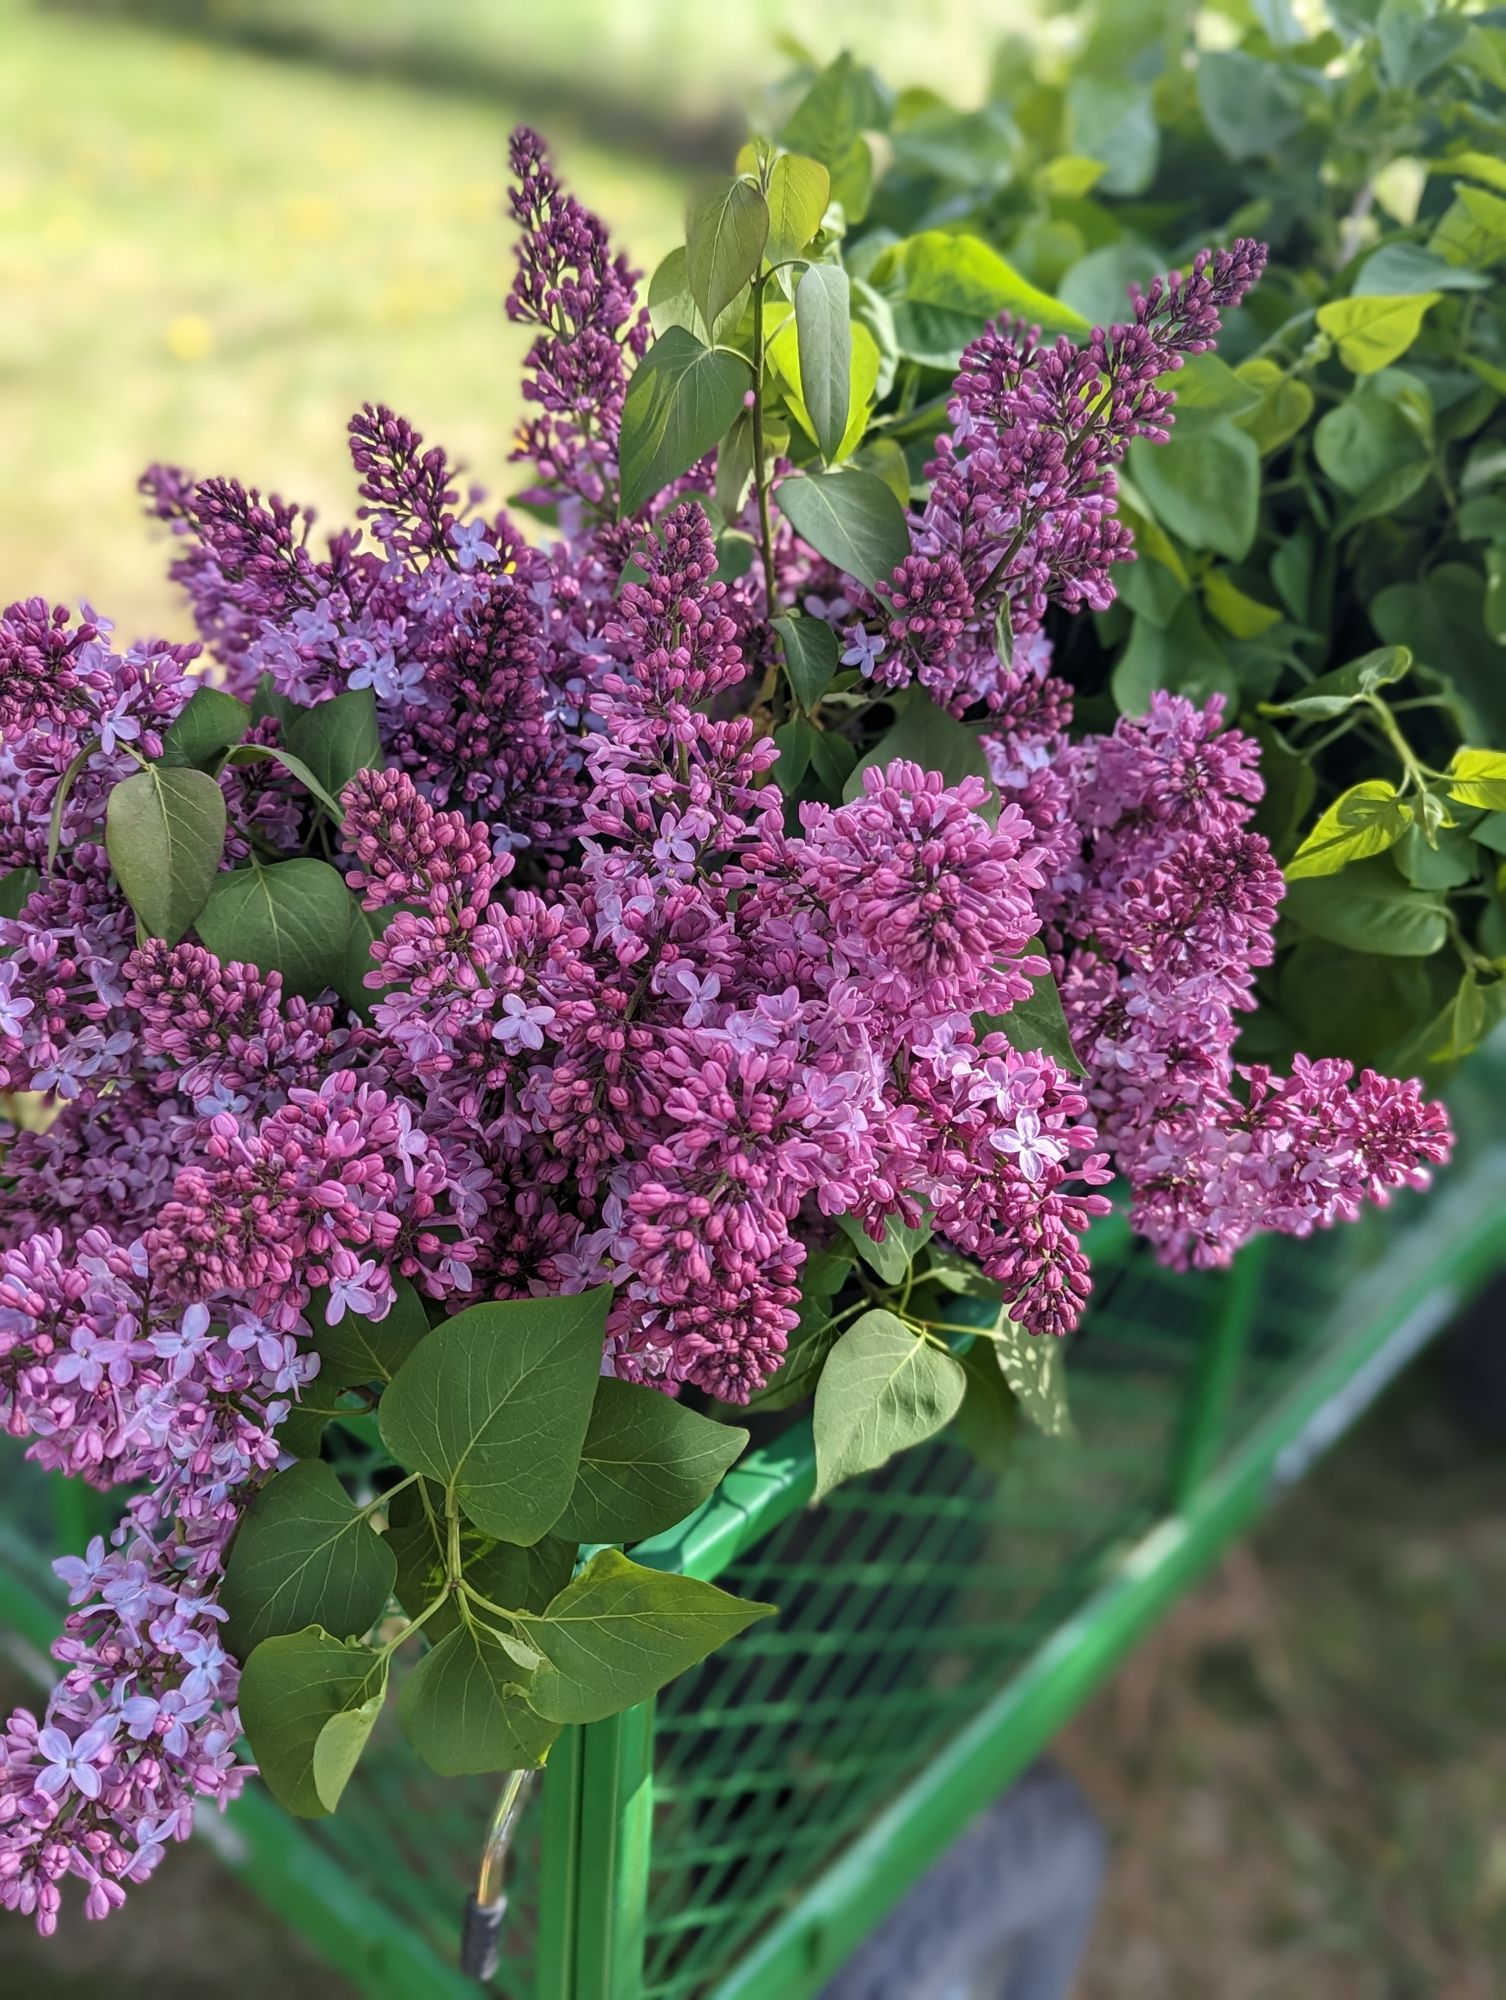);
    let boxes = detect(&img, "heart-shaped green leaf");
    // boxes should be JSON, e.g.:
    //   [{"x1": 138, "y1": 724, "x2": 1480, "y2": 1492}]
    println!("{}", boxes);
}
[
  {"x1": 222, "y1": 1459, "x2": 396, "y2": 1659},
  {"x1": 194, "y1": 857, "x2": 354, "y2": 997},
  {"x1": 105, "y1": 766, "x2": 227, "y2": 944},
  {"x1": 774, "y1": 467, "x2": 910, "y2": 591},
  {"x1": 397, "y1": 1624, "x2": 560, "y2": 1777},
  {"x1": 238, "y1": 1629, "x2": 387, "y2": 1817},
  {"x1": 378, "y1": 1288, "x2": 610, "y2": 1543},
  {"x1": 812, "y1": 1309, "x2": 965, "y2": 1500},
  {"x1": 522, "y1": 1548, "x2": 775, "y2": 1724},
  {"x1": 554, "y1": 1378, "x2": 747, "y2": 1544}
]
